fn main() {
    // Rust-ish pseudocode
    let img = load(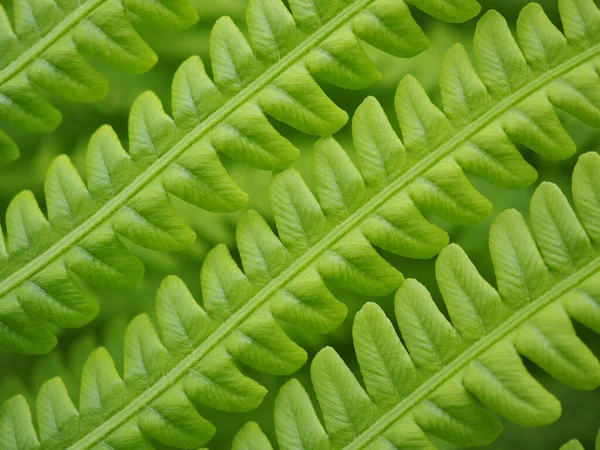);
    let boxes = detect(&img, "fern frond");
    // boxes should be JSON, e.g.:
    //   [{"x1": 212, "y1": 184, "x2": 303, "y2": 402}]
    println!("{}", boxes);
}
[
  {"x1": 234, "y1": 152, "x2": 600, "y2": 450},
  {"x1": 0, "y1": 0, "x2": 481, "y2": 354},
  {"x1": 1, "y1": 128, "x2": 599, "y2": 450},
  {"x1": 0, "y1": 208, "x2": 241, "y2": 404},
  {"x1": 0, "y1": 0, "x2": 199, "y2": 165},
  {"x1": 0, "y1": 270, "x2": 334, "y2": 449}
]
